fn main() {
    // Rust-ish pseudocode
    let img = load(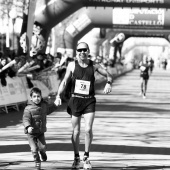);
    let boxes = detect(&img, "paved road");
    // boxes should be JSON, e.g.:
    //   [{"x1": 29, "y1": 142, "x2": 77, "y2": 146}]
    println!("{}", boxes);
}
[{"x1": 0, "y1": 68, "x2": 170, "y2": 170}]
